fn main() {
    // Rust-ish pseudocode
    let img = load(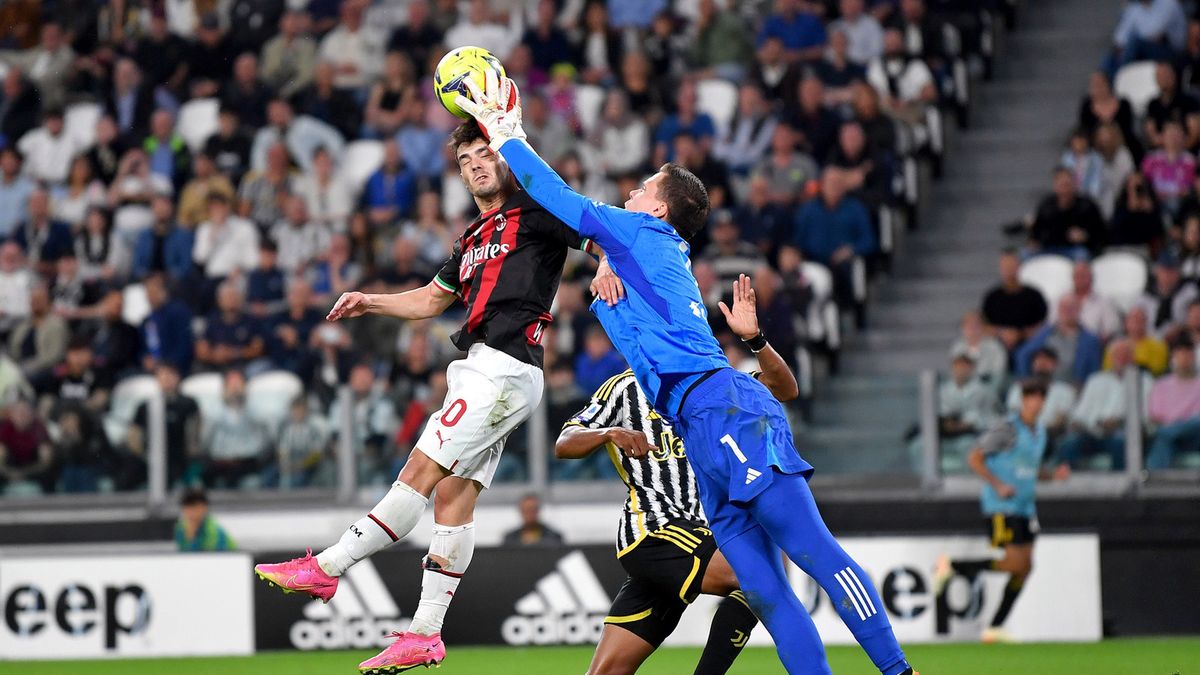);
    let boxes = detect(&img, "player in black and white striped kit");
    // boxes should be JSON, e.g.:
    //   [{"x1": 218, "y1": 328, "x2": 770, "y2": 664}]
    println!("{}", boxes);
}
[{"x1": 556, "y1": 275, "x2": 799, "y2": 675}]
